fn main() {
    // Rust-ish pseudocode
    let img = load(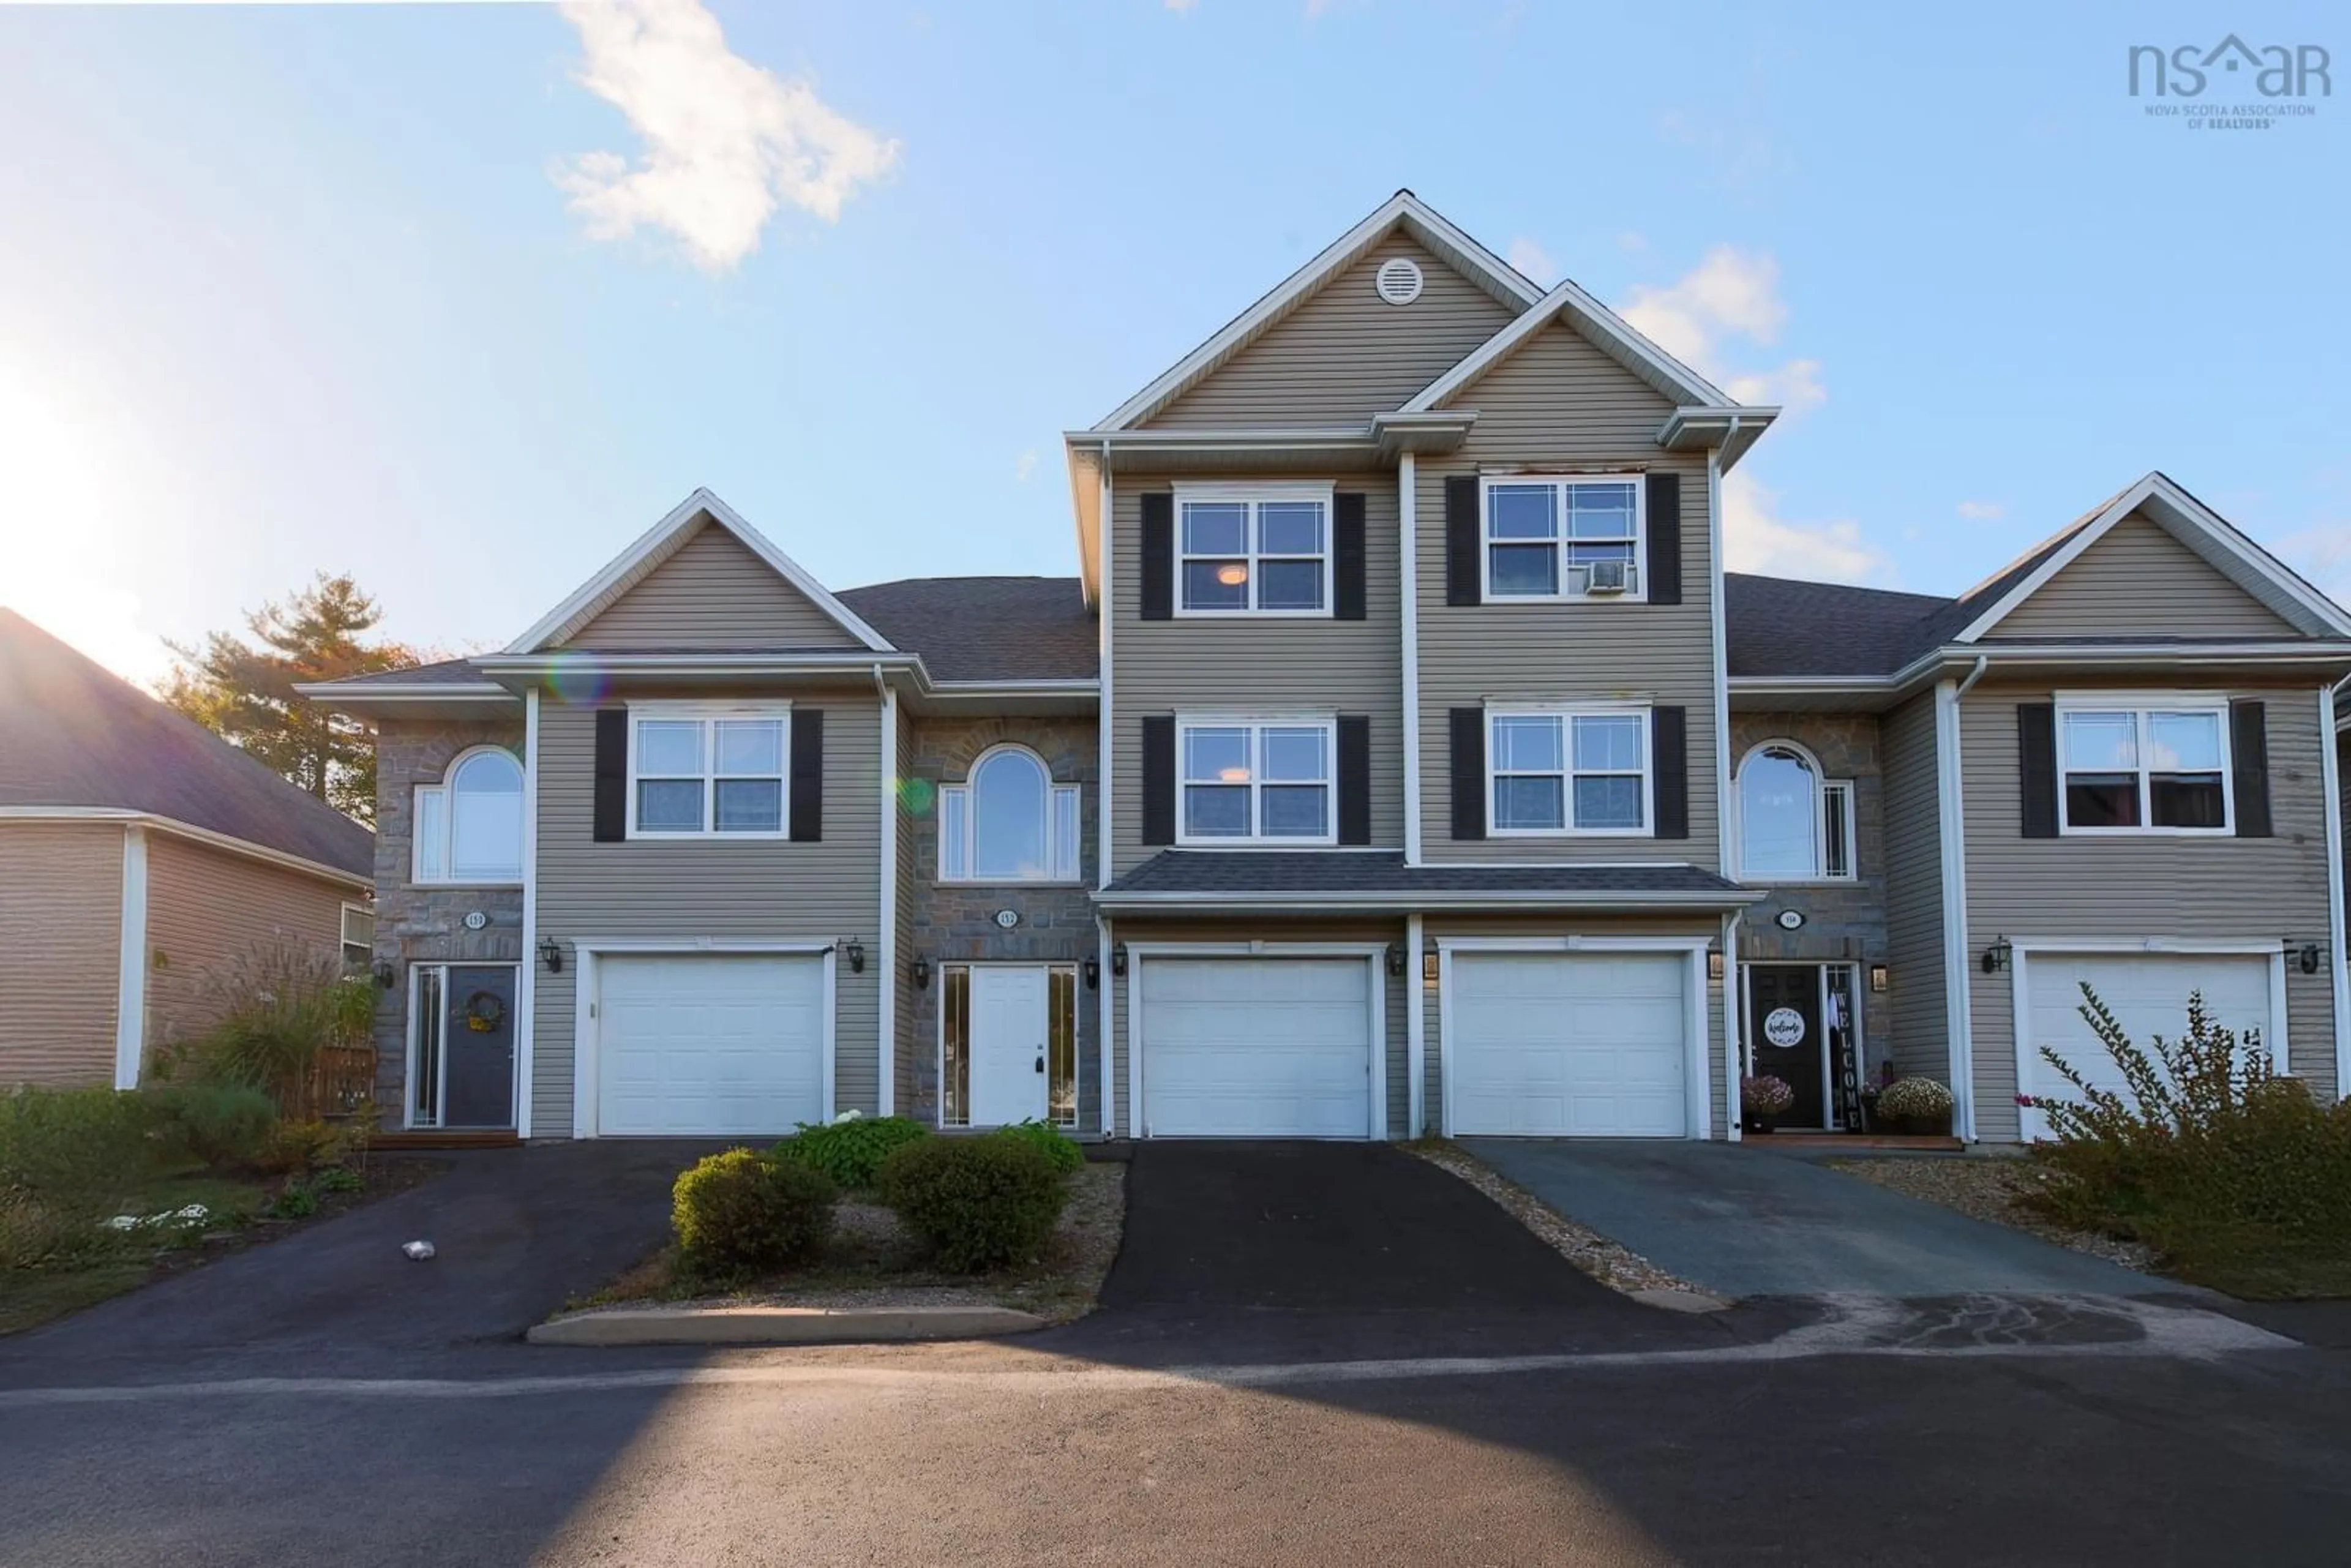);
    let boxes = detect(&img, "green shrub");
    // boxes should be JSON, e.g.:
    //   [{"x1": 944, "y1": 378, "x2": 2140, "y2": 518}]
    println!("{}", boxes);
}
[
  {"x1": 267, "y1": 1183, "x2": 320, "y2": 1220},
  {"x1": 1877, "y1": 1078, "x2": 1954, "y2": 1122},
  {"x1": 257, "y1": 1119, "x2": 354, "y2": 1177},
  {"x1": 176, "y1": 942, "x2": 372, "y2": 1107},
  {"x1": 0, "y1": 1190, "x2": 130, "y2": 1271},
  {"x1": 0, "y1": 1087, "x2": 153, "y2": 1210},
  {"x1": 877, "y1": 1135, "x2": 1067, "y2": 1273},
  {"x1": 773, "y1": 1112, "x2": 929, "y2": 1190},
  {"x1": 986, "y1": 1119, "x2": 1085, "y2": 1176},
  {"x1": 141, "y1": 1084, "x2": 279, "y2": 1172},
  {"x1": 310, "y1": 1165, "x2": 363, "y2": 1196},
  {"x1": 672, "y1": 1149, "x2": 837, "y2": 1281}
]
